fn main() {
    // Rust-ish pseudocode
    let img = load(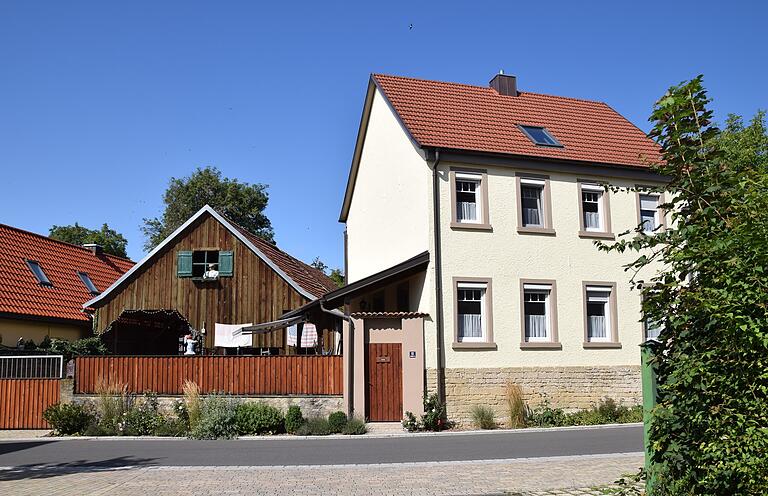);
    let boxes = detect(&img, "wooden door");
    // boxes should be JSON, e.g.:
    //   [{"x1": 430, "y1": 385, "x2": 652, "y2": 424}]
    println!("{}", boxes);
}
[{"x1": 366, "y1": 343, "x2": 403, "y2": 421}]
